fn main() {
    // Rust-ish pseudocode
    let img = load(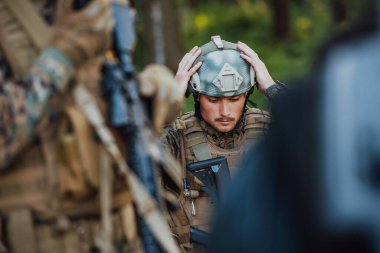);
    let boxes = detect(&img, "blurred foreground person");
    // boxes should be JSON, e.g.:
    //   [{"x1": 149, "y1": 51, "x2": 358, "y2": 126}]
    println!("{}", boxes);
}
[
  {"x1": 208, "y1": 13, "x2": 380, "y2": 253},
  {"x1": 0, "y1": 0, "x2": 182, "y2": 252},
  {"x1": 162, "y1": 36, "x2": 286, "y2": 252}
]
